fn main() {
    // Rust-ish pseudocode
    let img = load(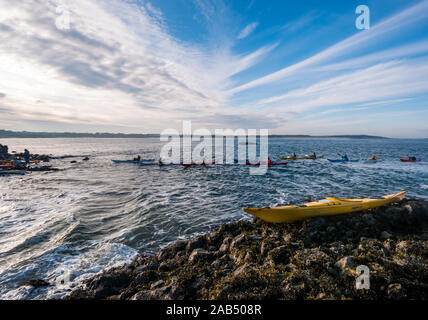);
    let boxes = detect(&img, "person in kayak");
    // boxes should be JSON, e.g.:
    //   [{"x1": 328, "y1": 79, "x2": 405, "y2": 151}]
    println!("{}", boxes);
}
[
  {"x1": 342, "y1": 154, "x2": 349, "y2": 161},
  {"x1": 133, "y1": 155, "x2": 141, "y2": 161},
  {"x1": 312, "y1": 152, "x2": 317, "y2": 159},
  {"x1": 370, "y1": 155, "x2": 377, "y2": 160},
  {"x1": 292, "y1": 153, "x2": 297, "y2": 158},
  {"x1": 23, "y1": 149, "x2": 30, "y2": 166},
  {"x1": 411, "y1": 156, "x2": 416, "y2": 161},
  {"x1": 268, "y1": 157, "x2": 272, "y2": 165}
]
